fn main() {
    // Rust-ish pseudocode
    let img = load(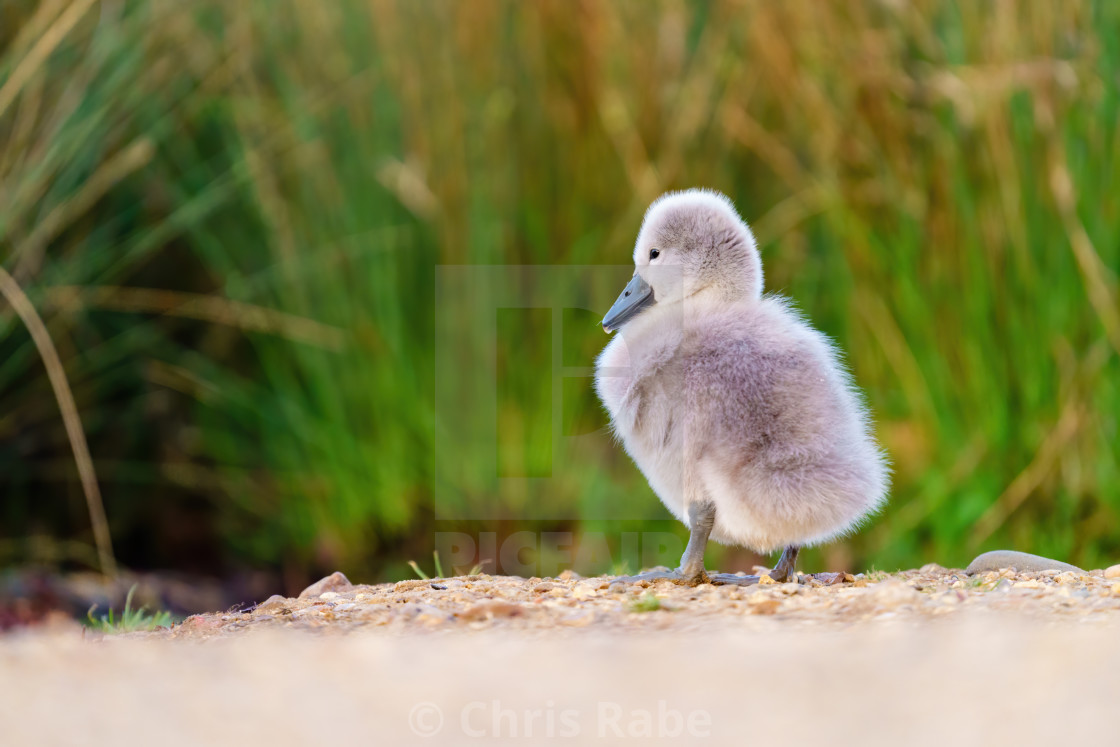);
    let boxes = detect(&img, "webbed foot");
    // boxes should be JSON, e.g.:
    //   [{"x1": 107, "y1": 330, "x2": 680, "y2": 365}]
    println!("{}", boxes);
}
[
  {"x1": 614, "y1": 566, "x2": 711, "y2": 586},
  {"x1": 708, "y1": 572, "x2": 762, "y2": 587}
]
